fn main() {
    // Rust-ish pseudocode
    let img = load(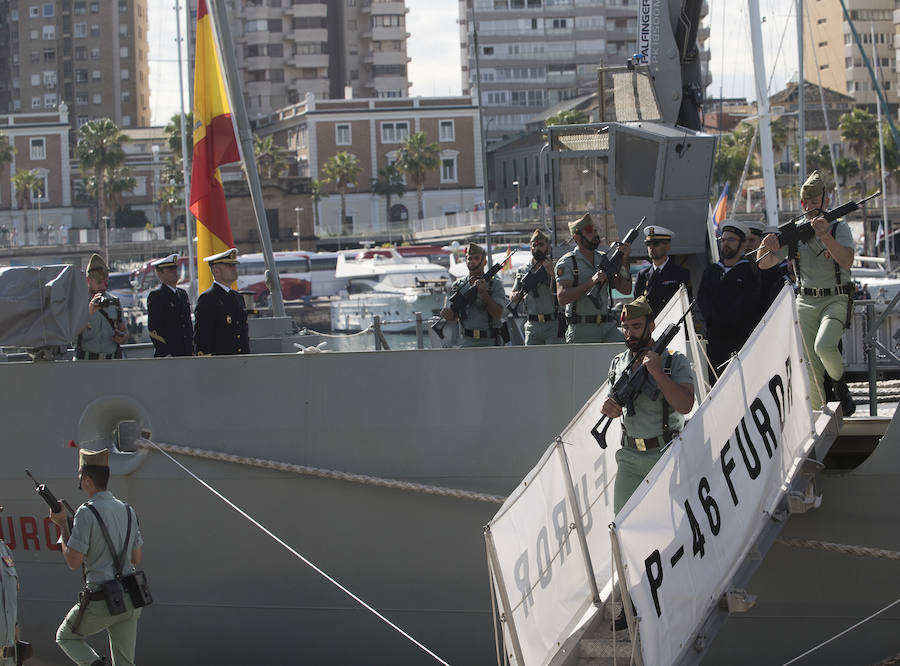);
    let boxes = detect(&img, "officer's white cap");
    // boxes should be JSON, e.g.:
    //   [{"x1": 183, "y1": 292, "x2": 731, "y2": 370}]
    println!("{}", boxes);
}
[
  {"x1": 203, "y1": 248, "x2": 239, "y2": 265},
  {"x1": 151, "y1": 253, "x2": 179, "y2": 268},
  {"x1": 644, "y1": 225, "x2": 674, "y2": 241}
]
